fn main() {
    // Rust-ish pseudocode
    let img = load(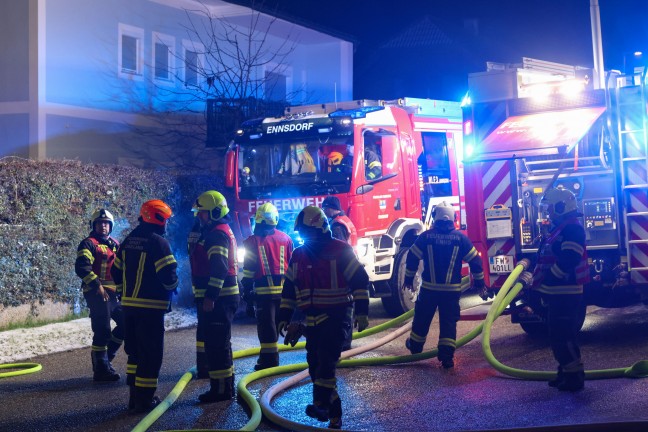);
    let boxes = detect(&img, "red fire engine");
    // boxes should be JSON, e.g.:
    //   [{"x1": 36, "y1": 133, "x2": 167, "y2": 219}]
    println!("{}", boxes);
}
[
  {"x1": 462, "y1": 58, "x2": 648, "y2": 334},
  {"x1": 224, "y1": 98, "x2": 464, "y2": 315}
]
